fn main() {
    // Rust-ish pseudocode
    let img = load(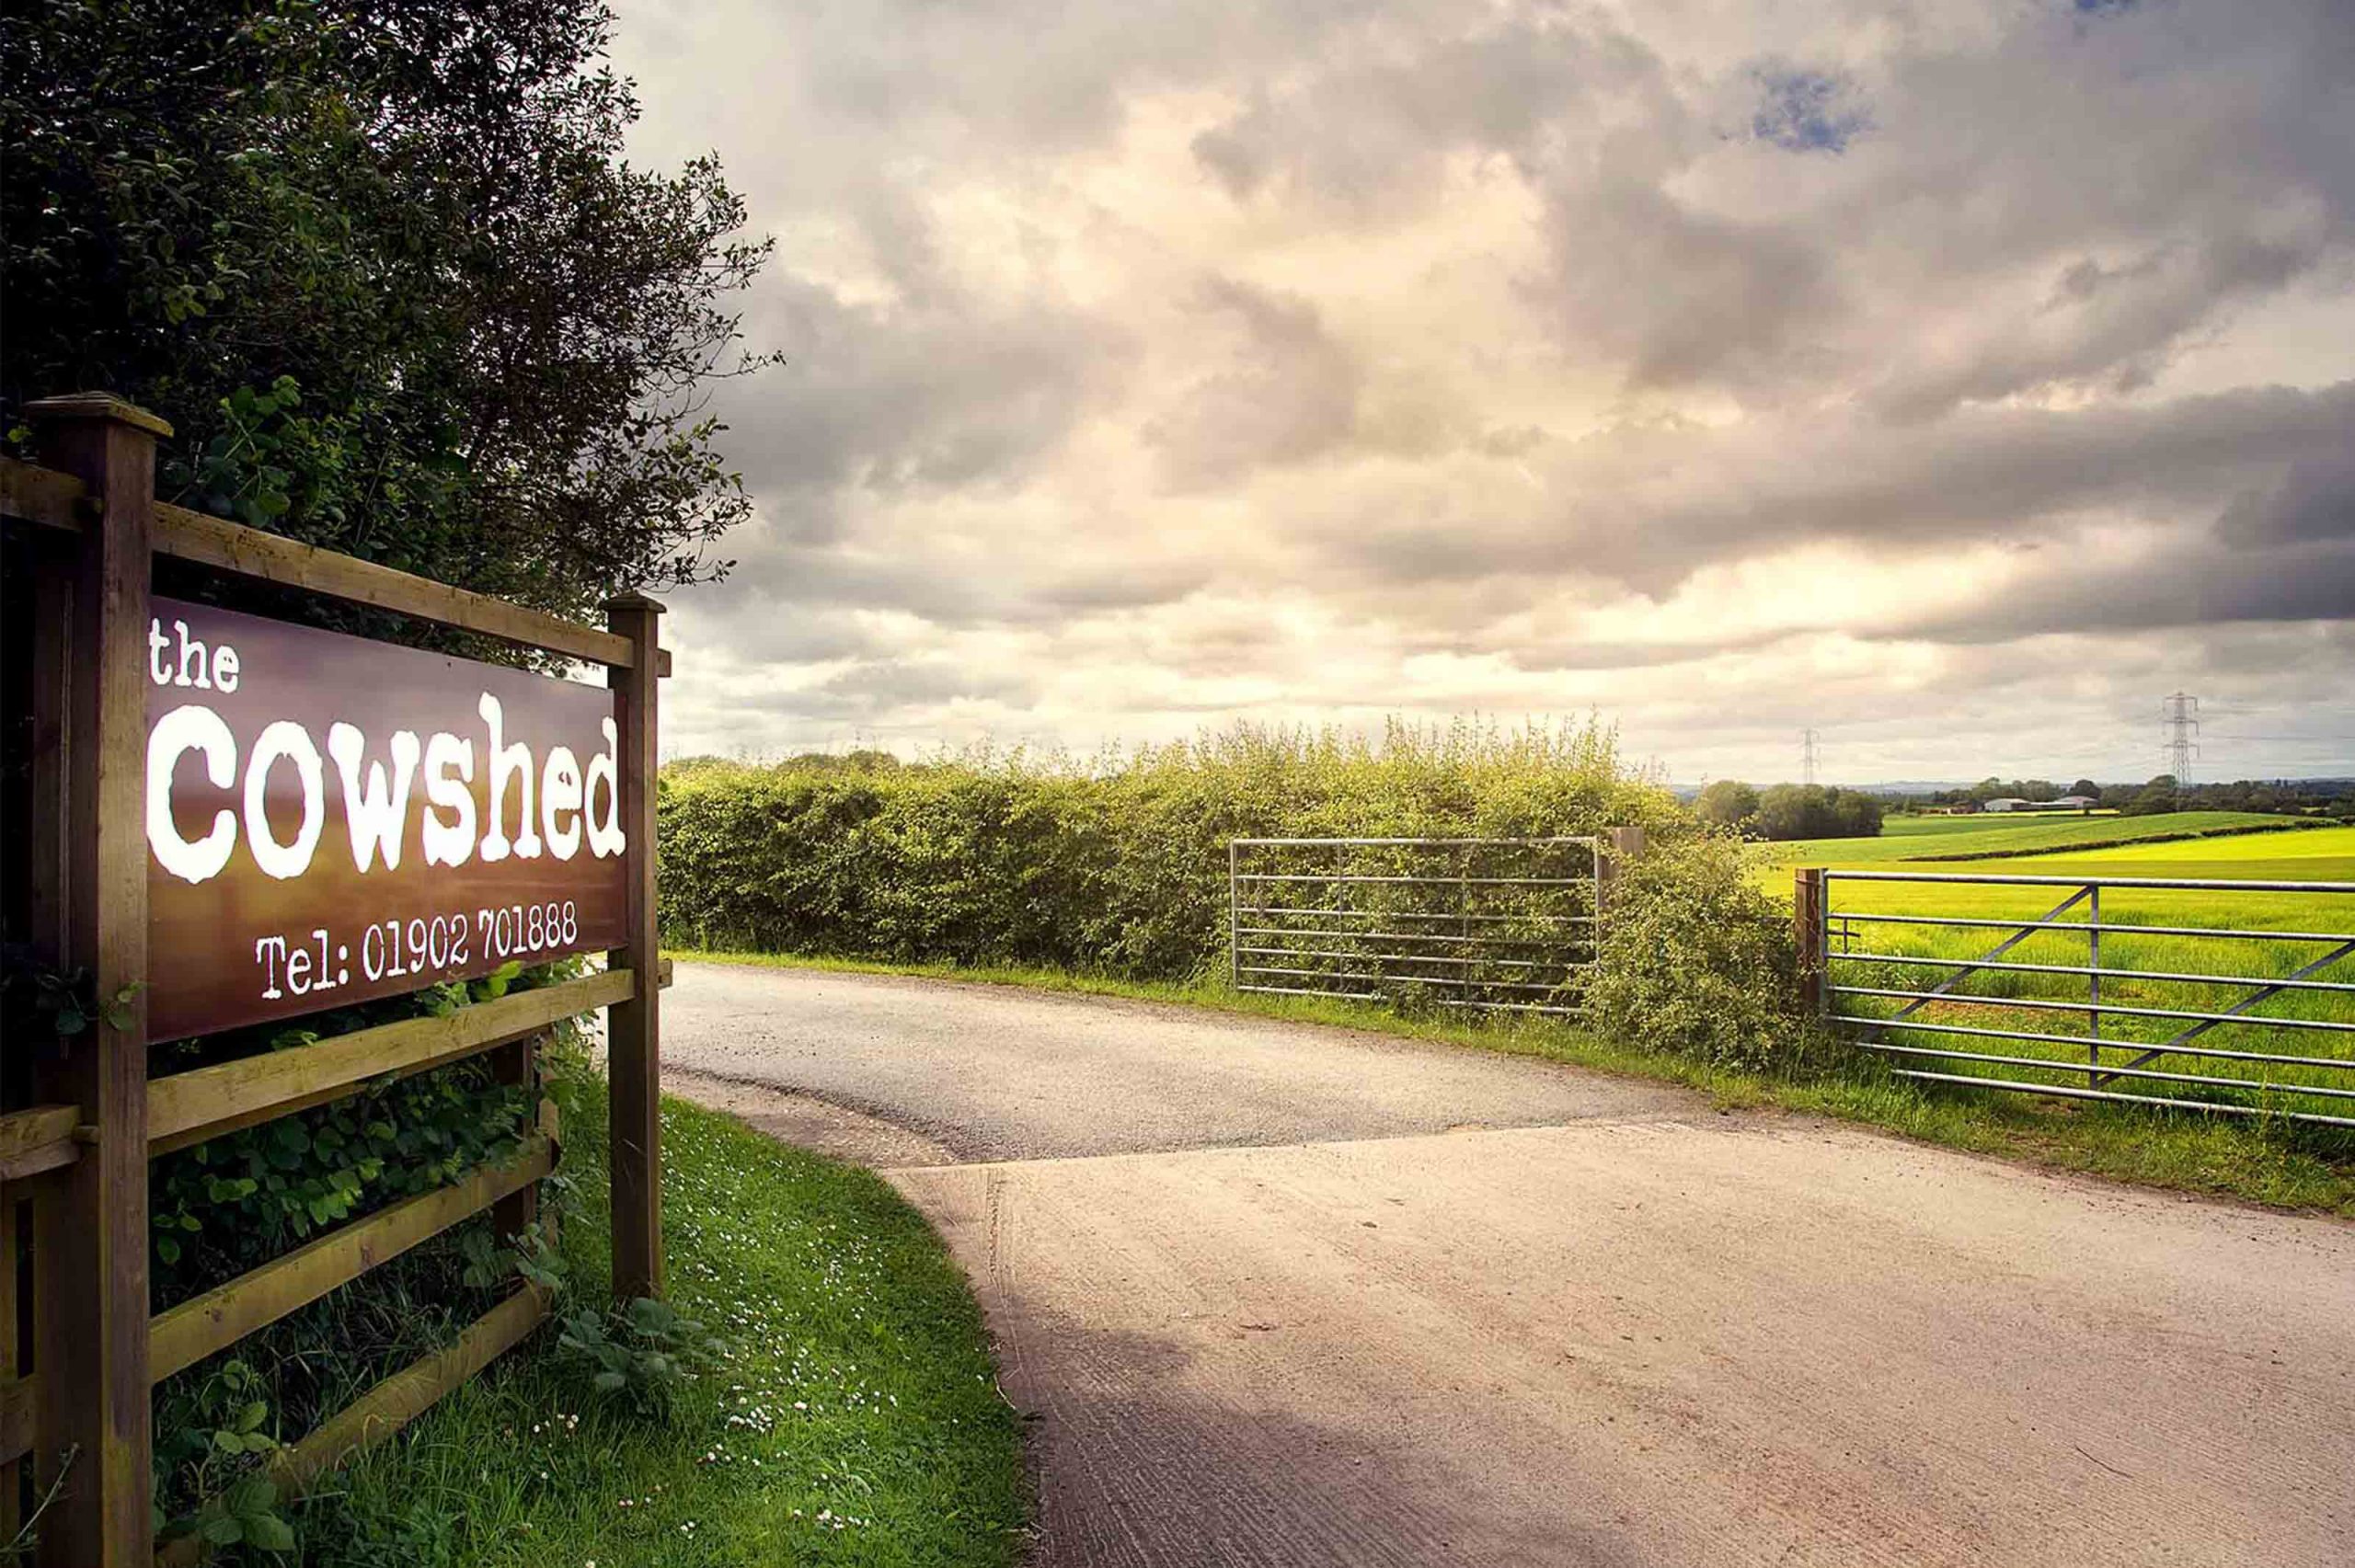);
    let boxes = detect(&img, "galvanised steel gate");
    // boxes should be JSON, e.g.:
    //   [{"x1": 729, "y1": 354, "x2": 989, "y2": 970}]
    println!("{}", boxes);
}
[
  {"x1": 1228, "y1": 837, "x2": 1603, "y2": 1016},
  {"x1": 1806, "y1": 869, "x2": 2355, "y2": 1127}
]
